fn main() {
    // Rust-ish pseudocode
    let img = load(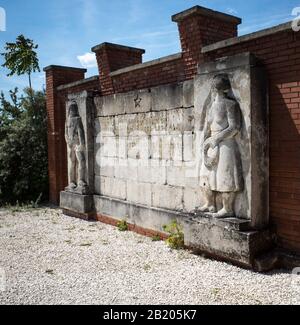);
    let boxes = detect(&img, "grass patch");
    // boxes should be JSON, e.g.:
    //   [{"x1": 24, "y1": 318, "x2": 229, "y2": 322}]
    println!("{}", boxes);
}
[{"x1": 151, "y1": 234, "x2": 161, "y2": 242}]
